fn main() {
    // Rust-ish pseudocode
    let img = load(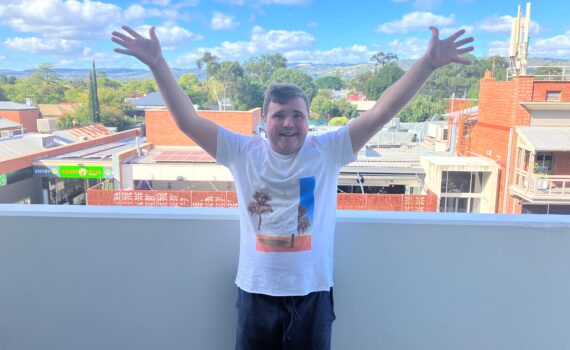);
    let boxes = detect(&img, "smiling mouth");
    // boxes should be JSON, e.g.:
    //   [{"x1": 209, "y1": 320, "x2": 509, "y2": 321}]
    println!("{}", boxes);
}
[{"x1": 279, "y1": 133, "x2": 297, "y2": 137}]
